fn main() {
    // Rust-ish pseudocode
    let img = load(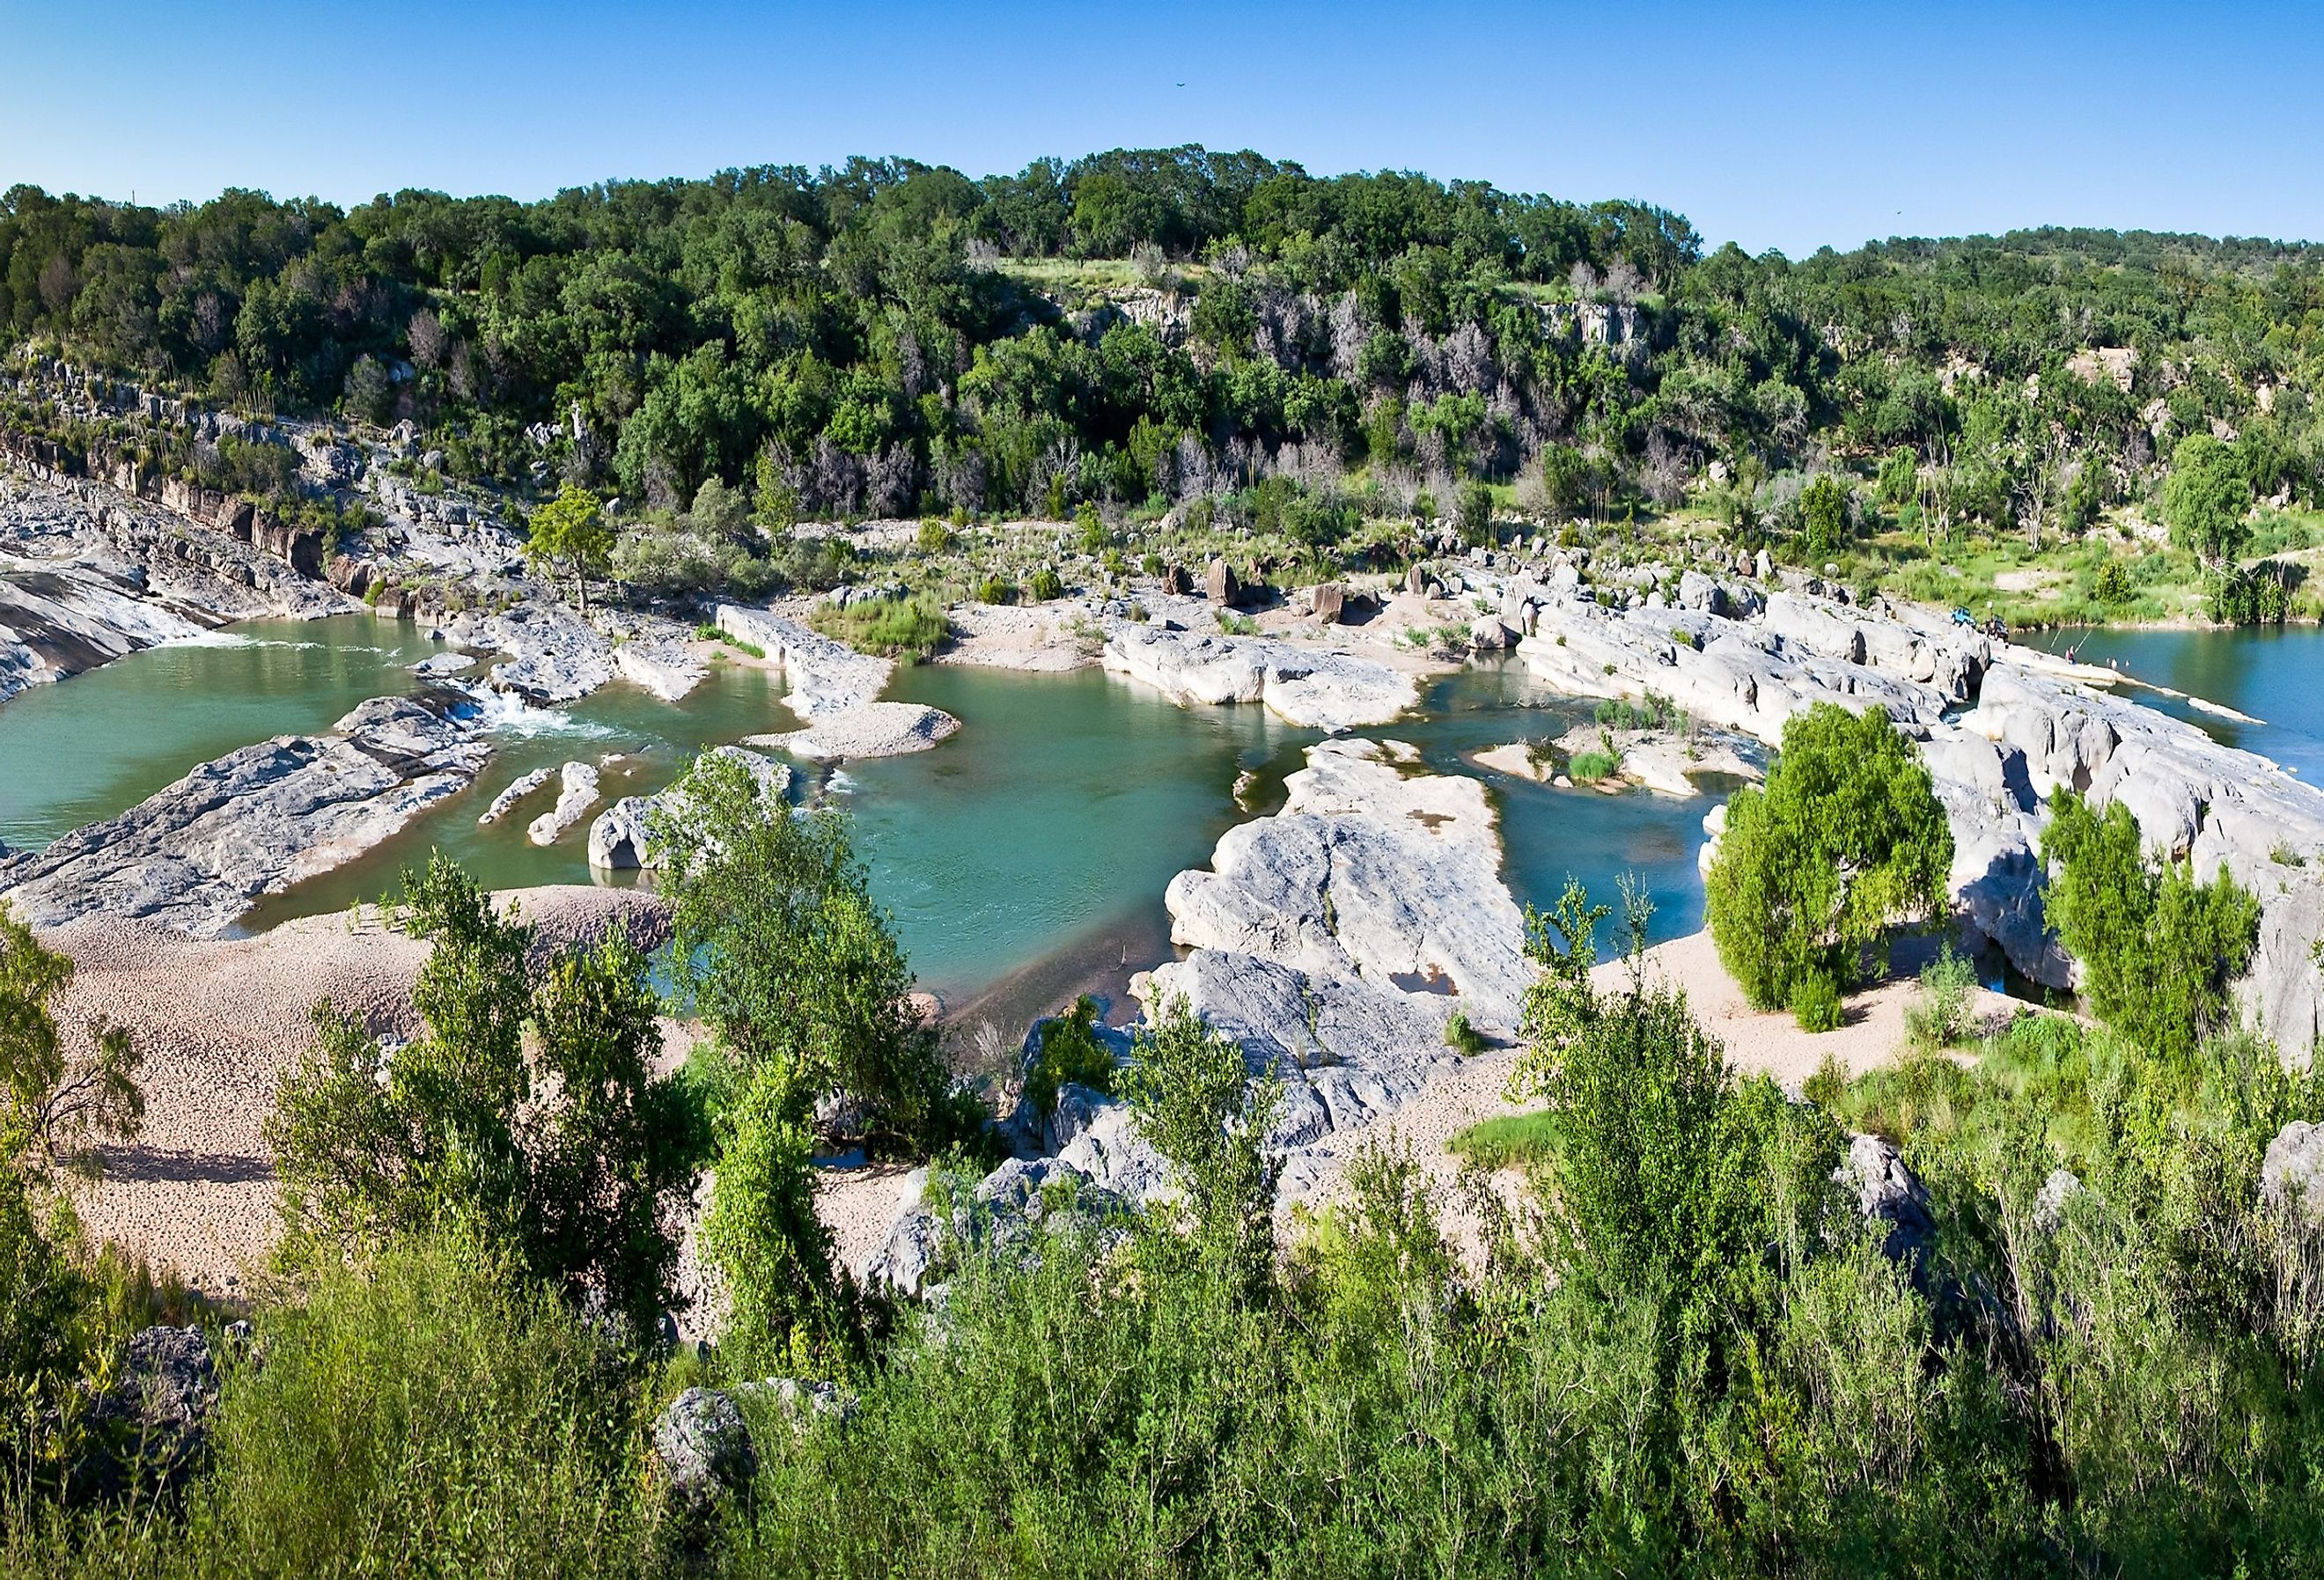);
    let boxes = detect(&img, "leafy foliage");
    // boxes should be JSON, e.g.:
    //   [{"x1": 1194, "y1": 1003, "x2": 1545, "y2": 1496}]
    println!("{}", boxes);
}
[
  {"x1": 265, "y1": 856, "x2": 697, "y2": 1331},
  {"x1": 1021, "y1": 996, "x2": 1114, "y2": 1115},
  {"x1": 1706, "y1": 702, "x2": 1954, "y2": 1010},
  {"x1": 2040, "y1": 790, "x2": 2261, "y2": 1058}
]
